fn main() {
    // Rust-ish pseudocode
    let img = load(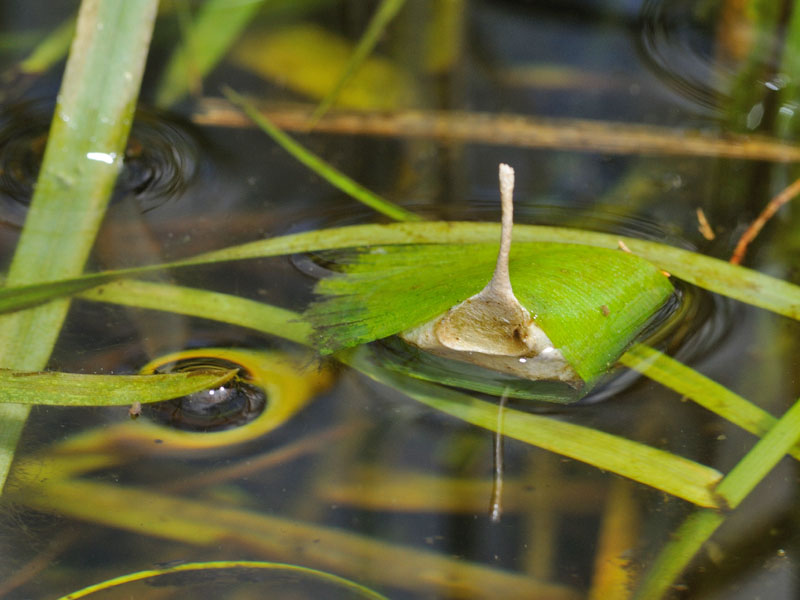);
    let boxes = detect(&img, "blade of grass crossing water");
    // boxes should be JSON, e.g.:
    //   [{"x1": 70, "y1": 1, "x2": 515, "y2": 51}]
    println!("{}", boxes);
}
[
  {"x1": 309, "y1": 0, "x2": 407, "y2": 125},
  {"x1": 77, "y1": 280, "x2": 722, "y2": 506},
  {"x1": 79, "y1": 279, "x2": 312, "y2": 346},
  {"x1": 0, "y1": 223, "x2": 797, "y2": 326},
  {"x1": 18, "y1": 14, "x2": 76, "y2": 75},
  {"x1": 0, "y1": 368, "x2": 237, "y2": 407},
  {"x1": 222, "y1": 87, "x2": 421, "y2": 222},
  {"x1": 620, "y1": 344, "x2": 800, "y2": 460},
  {"x1": 155, "y1": 0, "x2": 265, "y2": 107},
  {"x1": 58, "y1": 560, "x2": 389, "y2": 600},
  {"x1": 0, "y1": 0, "x2": 158, "y2": 494},
  {"x1": 633, "y1": 396, "x2": 800, "y2": 599}
]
